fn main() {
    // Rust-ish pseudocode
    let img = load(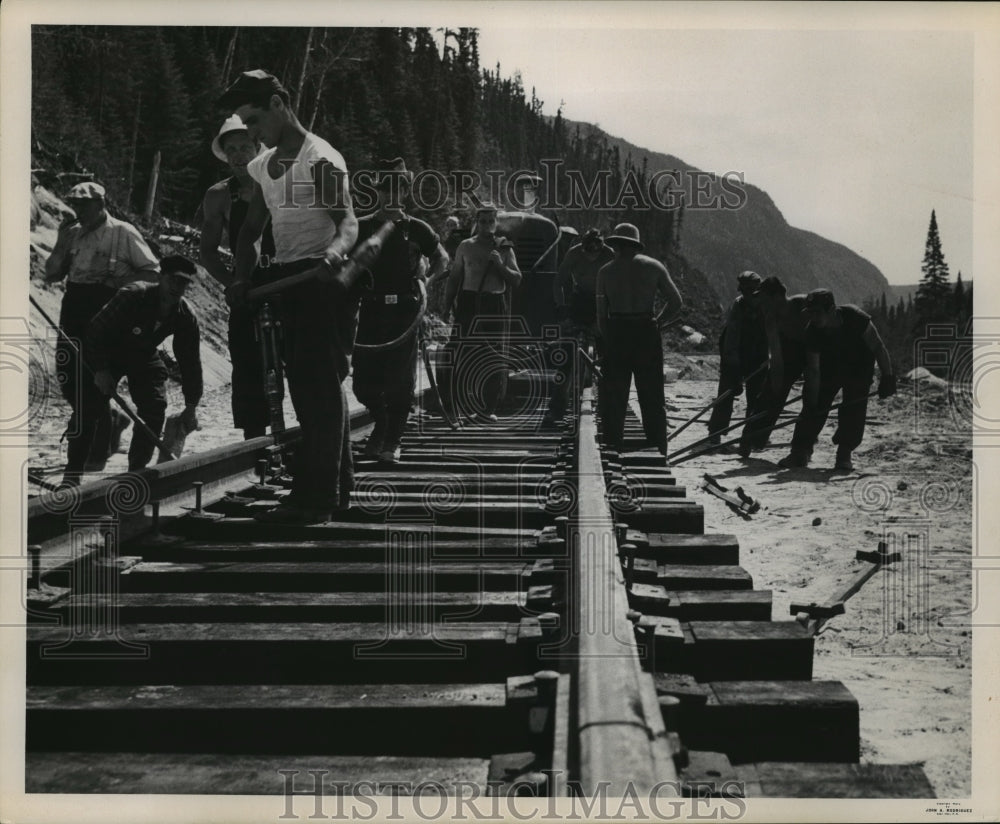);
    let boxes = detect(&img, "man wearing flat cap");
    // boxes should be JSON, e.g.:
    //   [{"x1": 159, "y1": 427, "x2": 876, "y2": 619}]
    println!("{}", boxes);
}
[
  {"x1": 45, "y1": 180, "x2": 160, "y2": 477},
  {"x1": 778, "y1": 288, "x2": 896, "y2": 471},
  {"x1": 442, "y1": 204, "x2": 522, "y2": 422},
  {"x1": 596, "y1": 223, "x2": 682, "y2": 454},
  {"x1": 706, "y1": 270, "x2": 769, "y2": 447},
  {"x1": 59, "y1": 256, "x2": 203, "y2": 485},
  {"x1": 353, "y1": 158, "x2": 449, "y2": 463},
  {"x1": 219, "y1": 69, "x2": 360, "y2": 523},
  {"x1": 199, "y1": 115, "x2": 280, "y2": 440}
]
